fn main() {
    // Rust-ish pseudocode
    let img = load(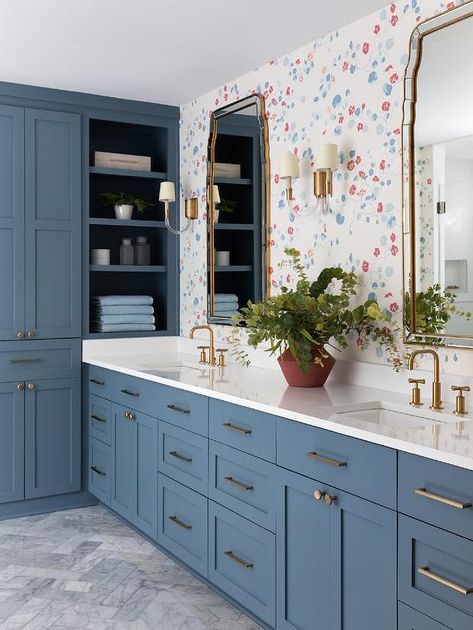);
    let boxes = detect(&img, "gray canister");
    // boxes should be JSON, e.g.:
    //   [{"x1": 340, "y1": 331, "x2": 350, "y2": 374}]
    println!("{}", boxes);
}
[
  {"x1": 135, "y1": 236, "x2": 150, "y2": 266},
  {"x1": 120, "y1": 238, "x2": 134, "y2": 265}
]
